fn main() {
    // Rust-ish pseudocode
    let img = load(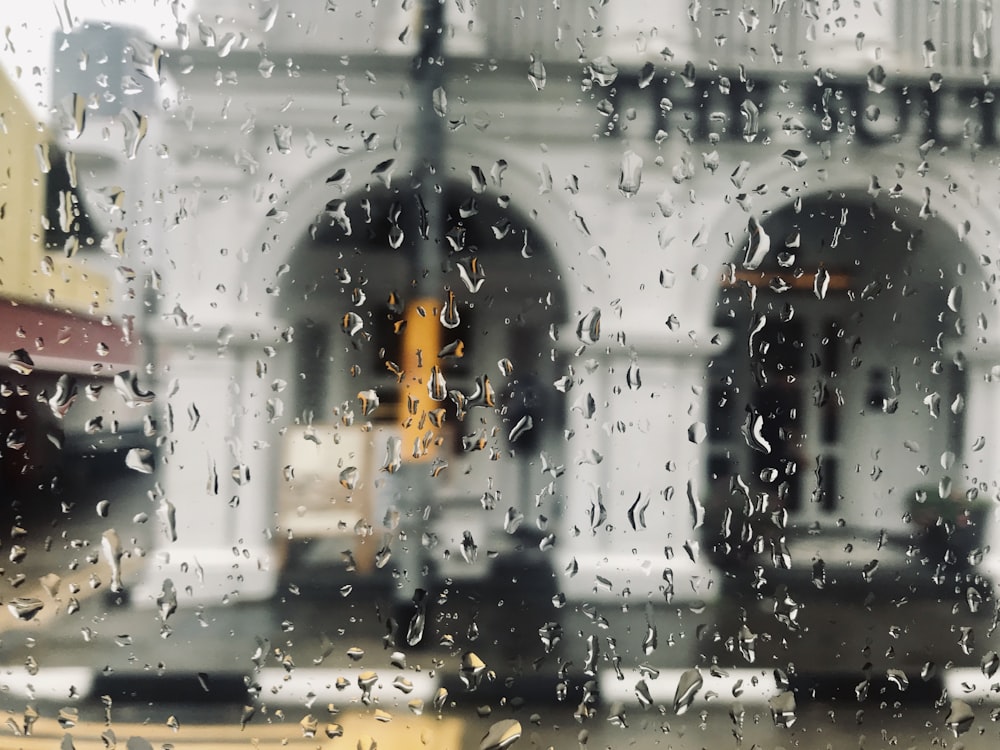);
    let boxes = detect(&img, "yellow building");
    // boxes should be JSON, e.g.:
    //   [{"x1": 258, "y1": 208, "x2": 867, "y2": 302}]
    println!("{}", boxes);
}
[{"x1": 0, "y1": 67, "x2": 107, "y2": 312}]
